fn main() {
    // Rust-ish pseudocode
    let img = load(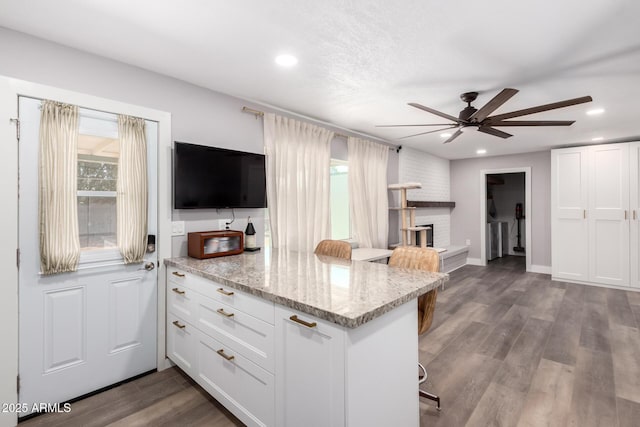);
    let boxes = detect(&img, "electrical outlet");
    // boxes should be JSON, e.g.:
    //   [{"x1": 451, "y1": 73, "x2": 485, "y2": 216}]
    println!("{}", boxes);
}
[
  {"x1": 218, "y1": 219, "x2": 233, "y2": 230},
  {"x1": 465, "y1": 239, "x2": 471, "y2": 246},
  {"x1": 171, "y1": 221, "x2": 185, "y2": 236}
]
